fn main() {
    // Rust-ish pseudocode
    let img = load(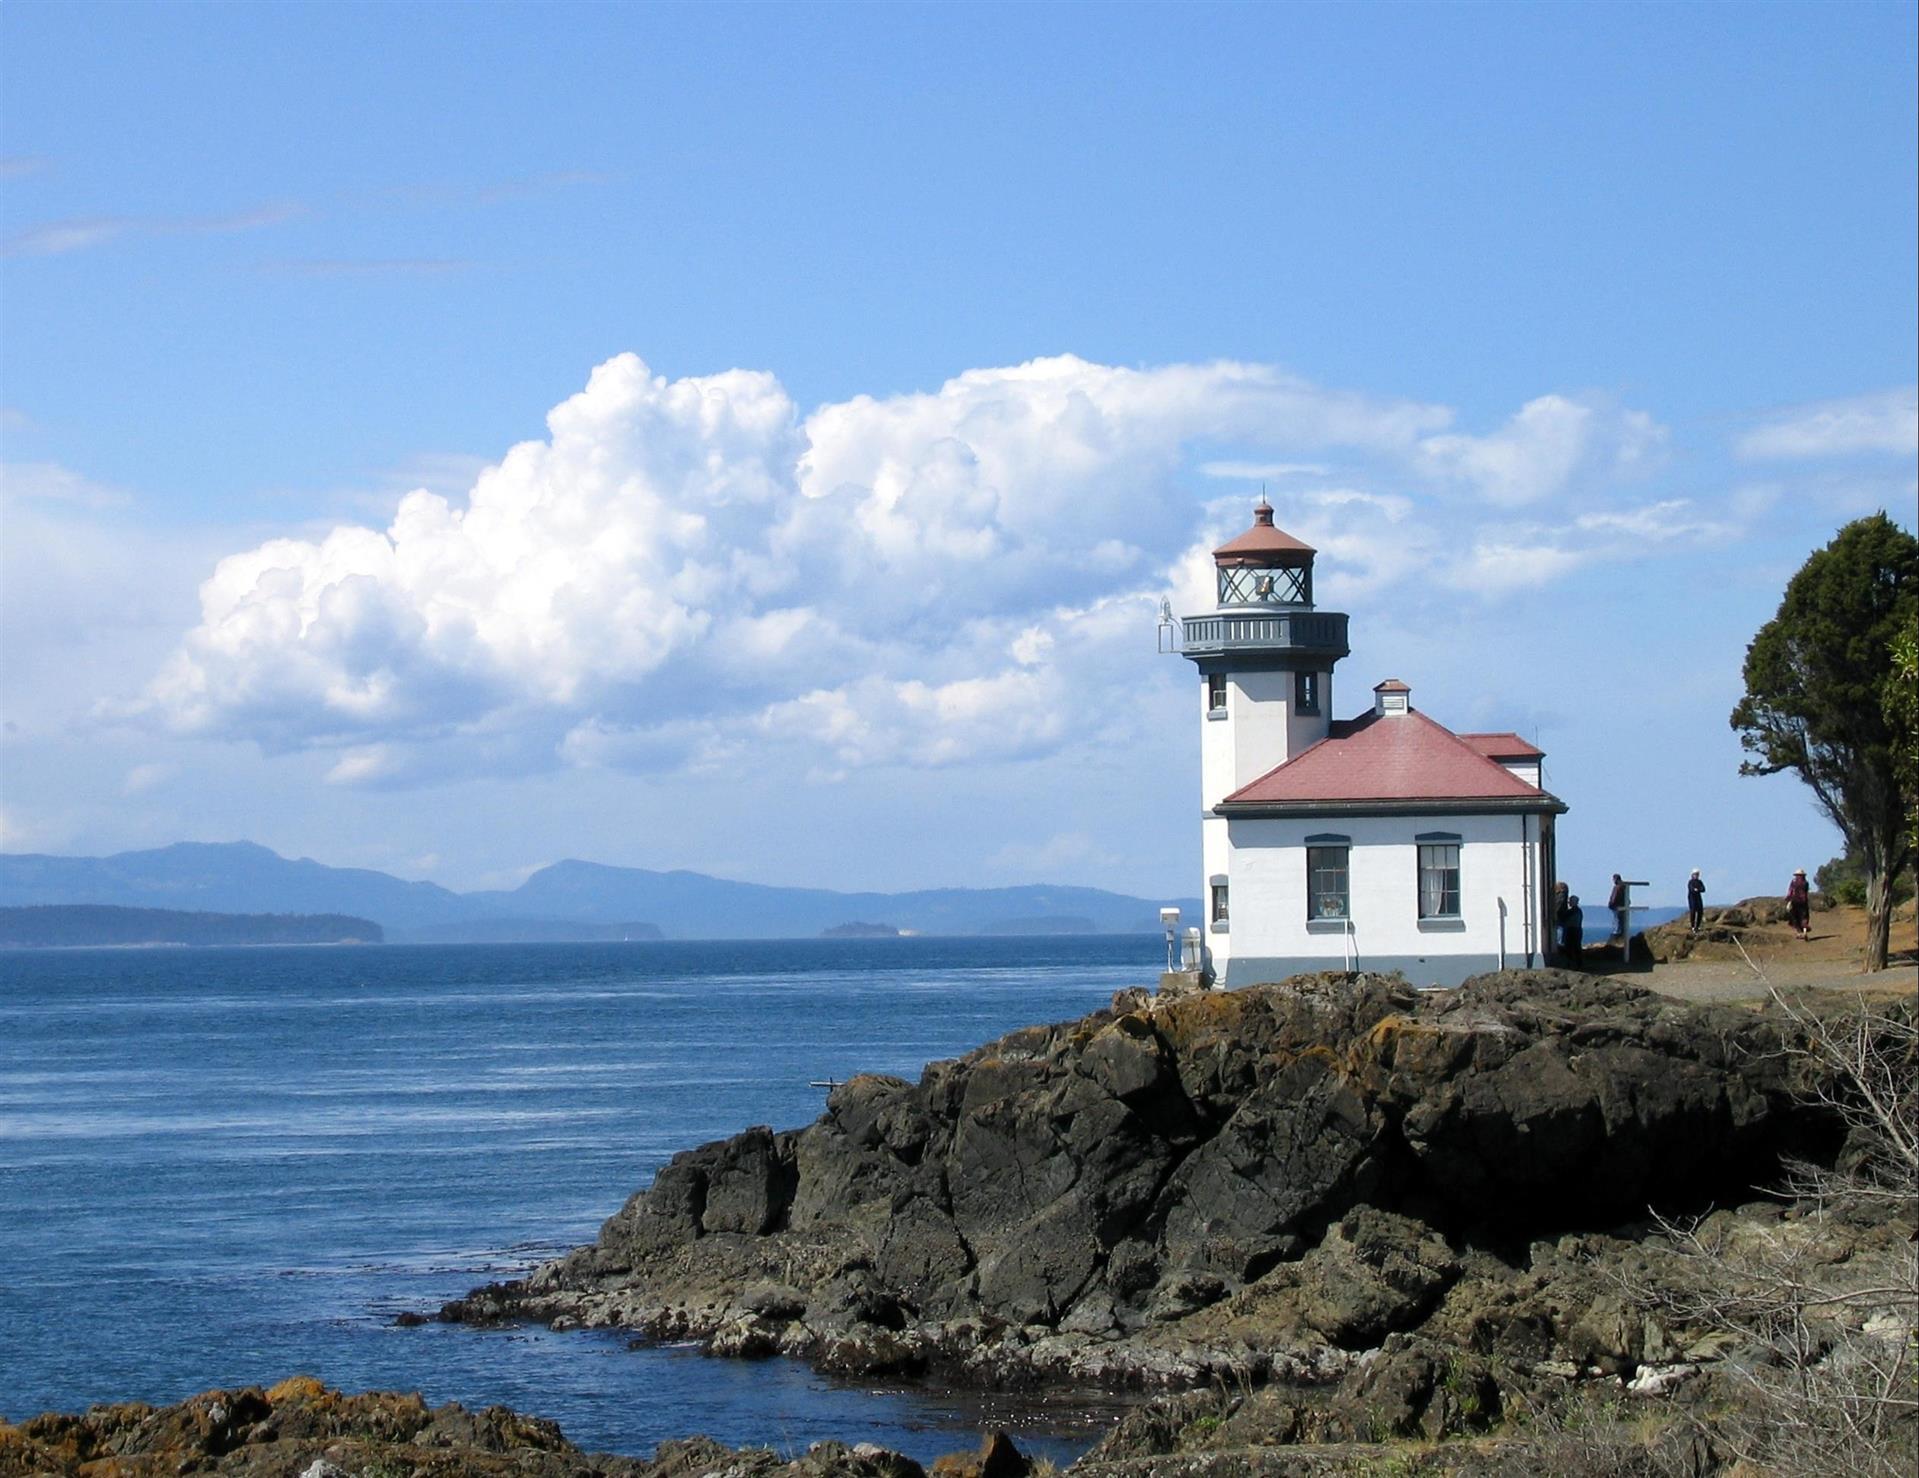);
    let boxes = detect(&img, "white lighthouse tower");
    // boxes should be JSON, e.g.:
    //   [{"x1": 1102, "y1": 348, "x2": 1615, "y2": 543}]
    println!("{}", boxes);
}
[{"x1": 1179, "y1": 499, "x2": 1350, "y2": 965}]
